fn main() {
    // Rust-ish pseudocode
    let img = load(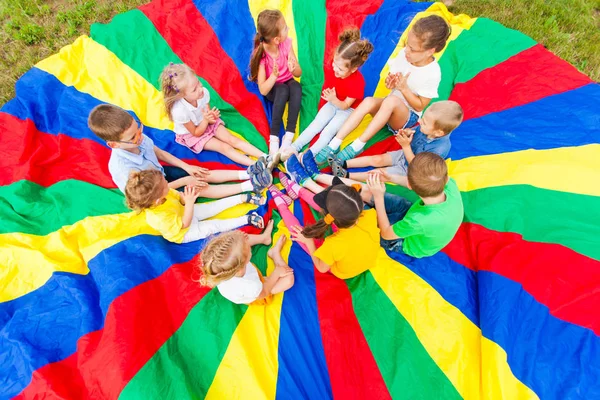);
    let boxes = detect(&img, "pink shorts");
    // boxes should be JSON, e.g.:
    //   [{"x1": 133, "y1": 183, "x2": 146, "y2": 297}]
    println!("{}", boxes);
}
[{"x1": 175, "y1": 118, "x2": 224, "y2": 153}]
